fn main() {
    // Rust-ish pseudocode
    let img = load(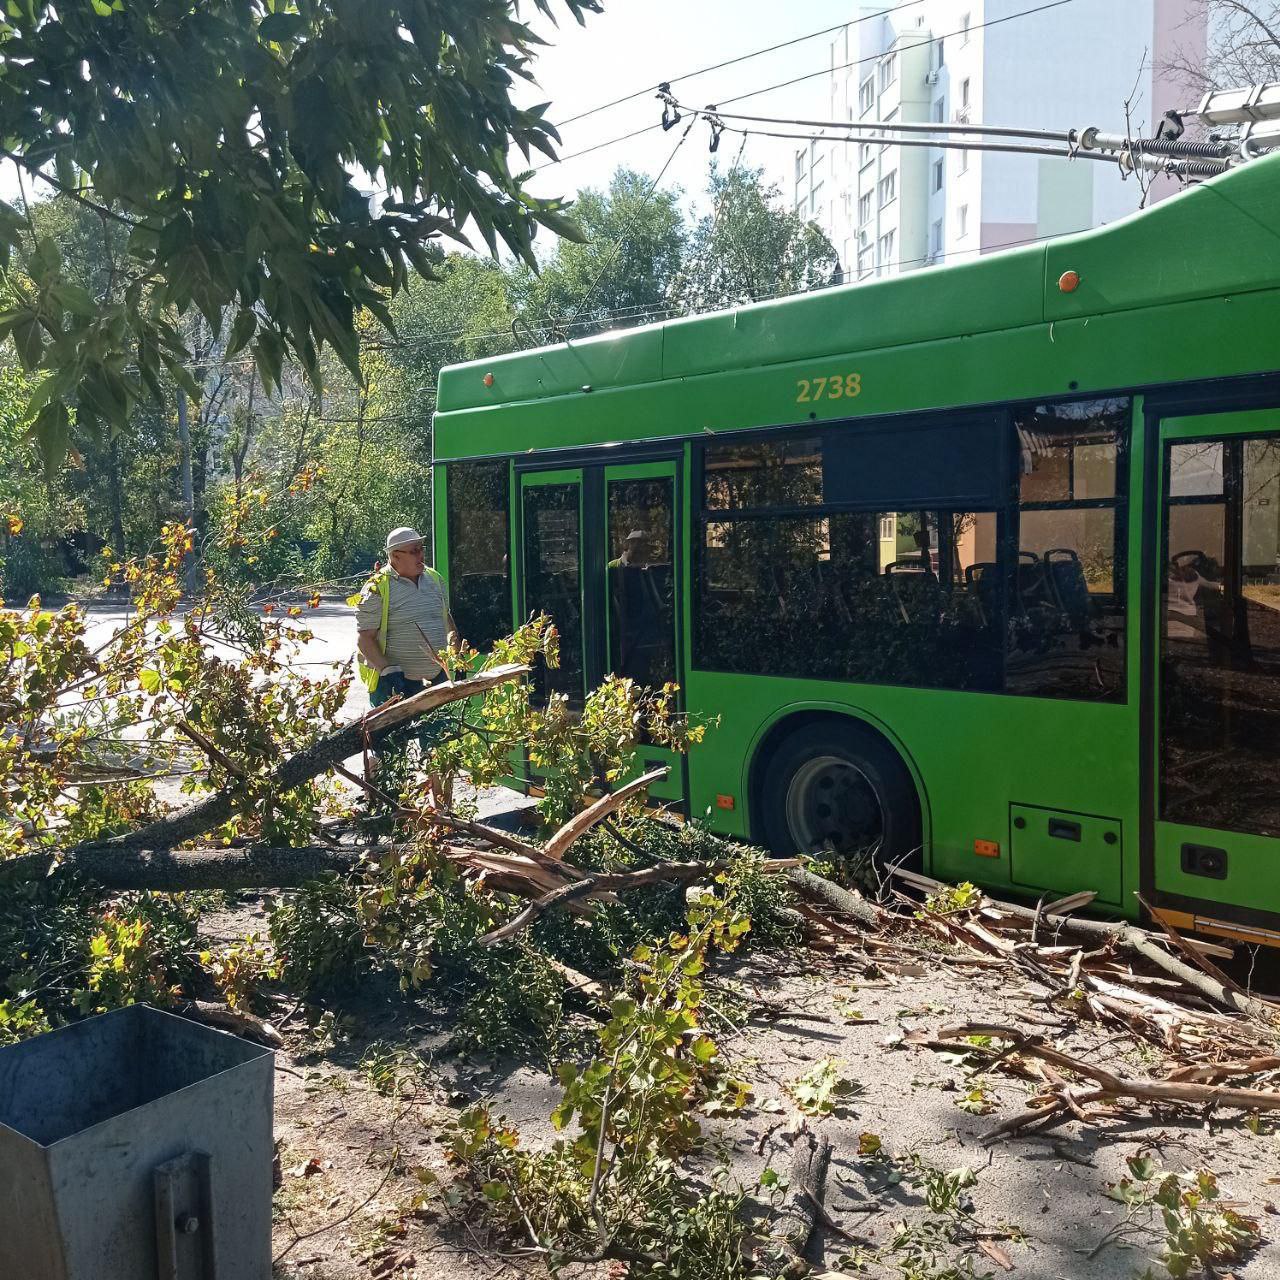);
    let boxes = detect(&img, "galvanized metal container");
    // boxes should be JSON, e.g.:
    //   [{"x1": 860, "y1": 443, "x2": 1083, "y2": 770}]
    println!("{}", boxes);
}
[{"x1": 0, "y1": 1004, "x2": 274, "y2": 1279}]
